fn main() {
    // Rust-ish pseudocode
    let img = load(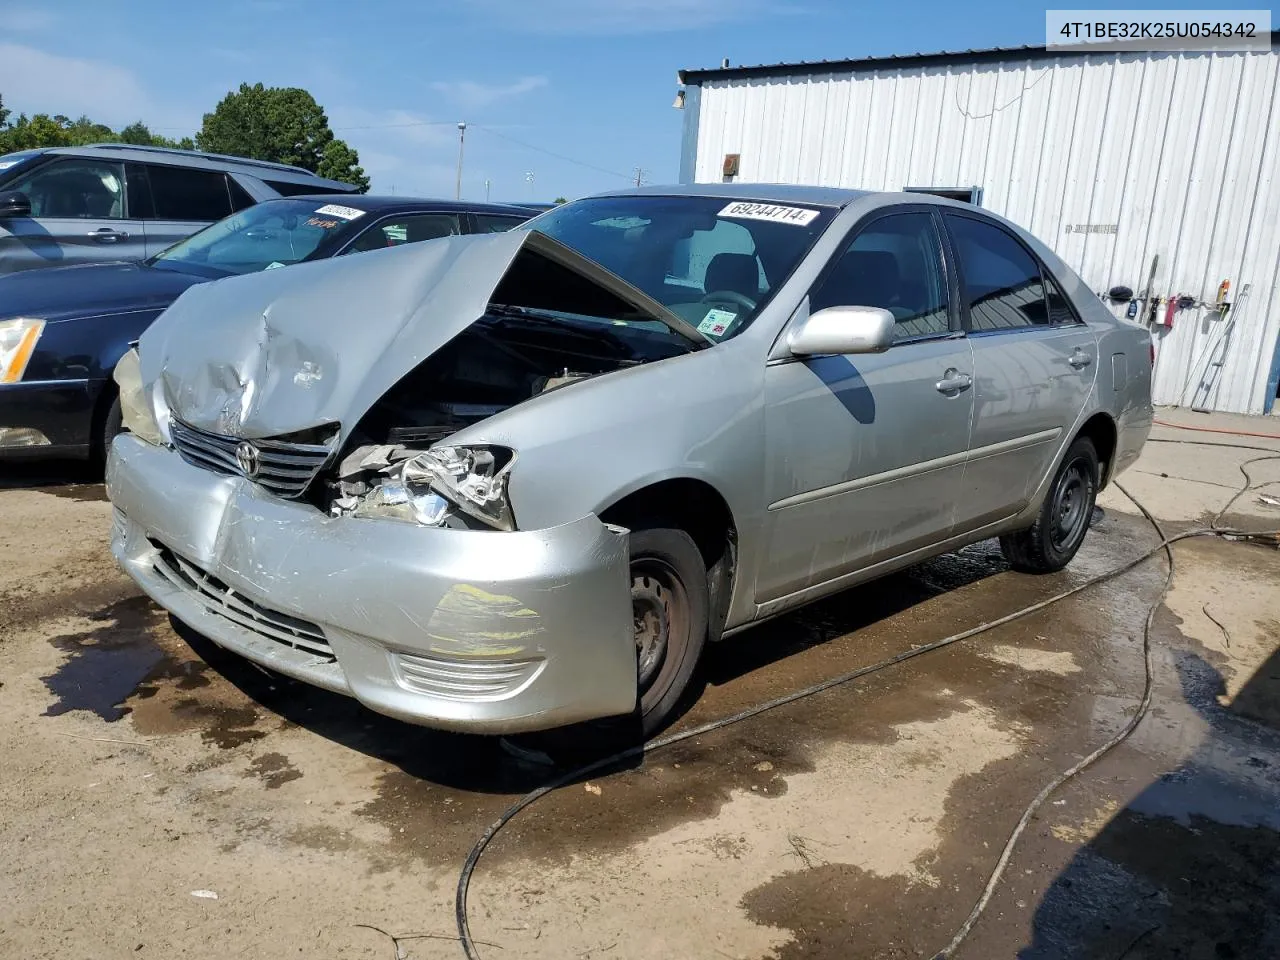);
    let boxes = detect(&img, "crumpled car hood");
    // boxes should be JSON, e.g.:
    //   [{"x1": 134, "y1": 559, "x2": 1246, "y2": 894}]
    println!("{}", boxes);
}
[{"x1": 138, "y1": 229, "x2": 696, "y2": 444}]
